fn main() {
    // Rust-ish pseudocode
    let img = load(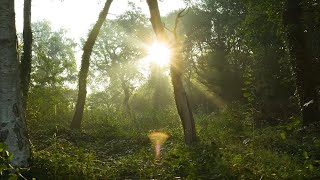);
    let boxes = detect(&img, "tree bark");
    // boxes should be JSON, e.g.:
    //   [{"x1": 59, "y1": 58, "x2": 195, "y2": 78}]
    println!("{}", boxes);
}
[
  {"x1": 71, "y1": 0, "x2": 113, "y2": 129},
  {"x1": 146, "y1": 0, "x2": 197, "y2": 144},
  {"x1": 20, "y1": 0, "x2": 32, "y2": 108},
  {"x1": 284, "y1": 0, "x2": 320, "y2": 125},
  {"x1": 0, "y1": 0, "x2": 31, "y2": 167}
]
